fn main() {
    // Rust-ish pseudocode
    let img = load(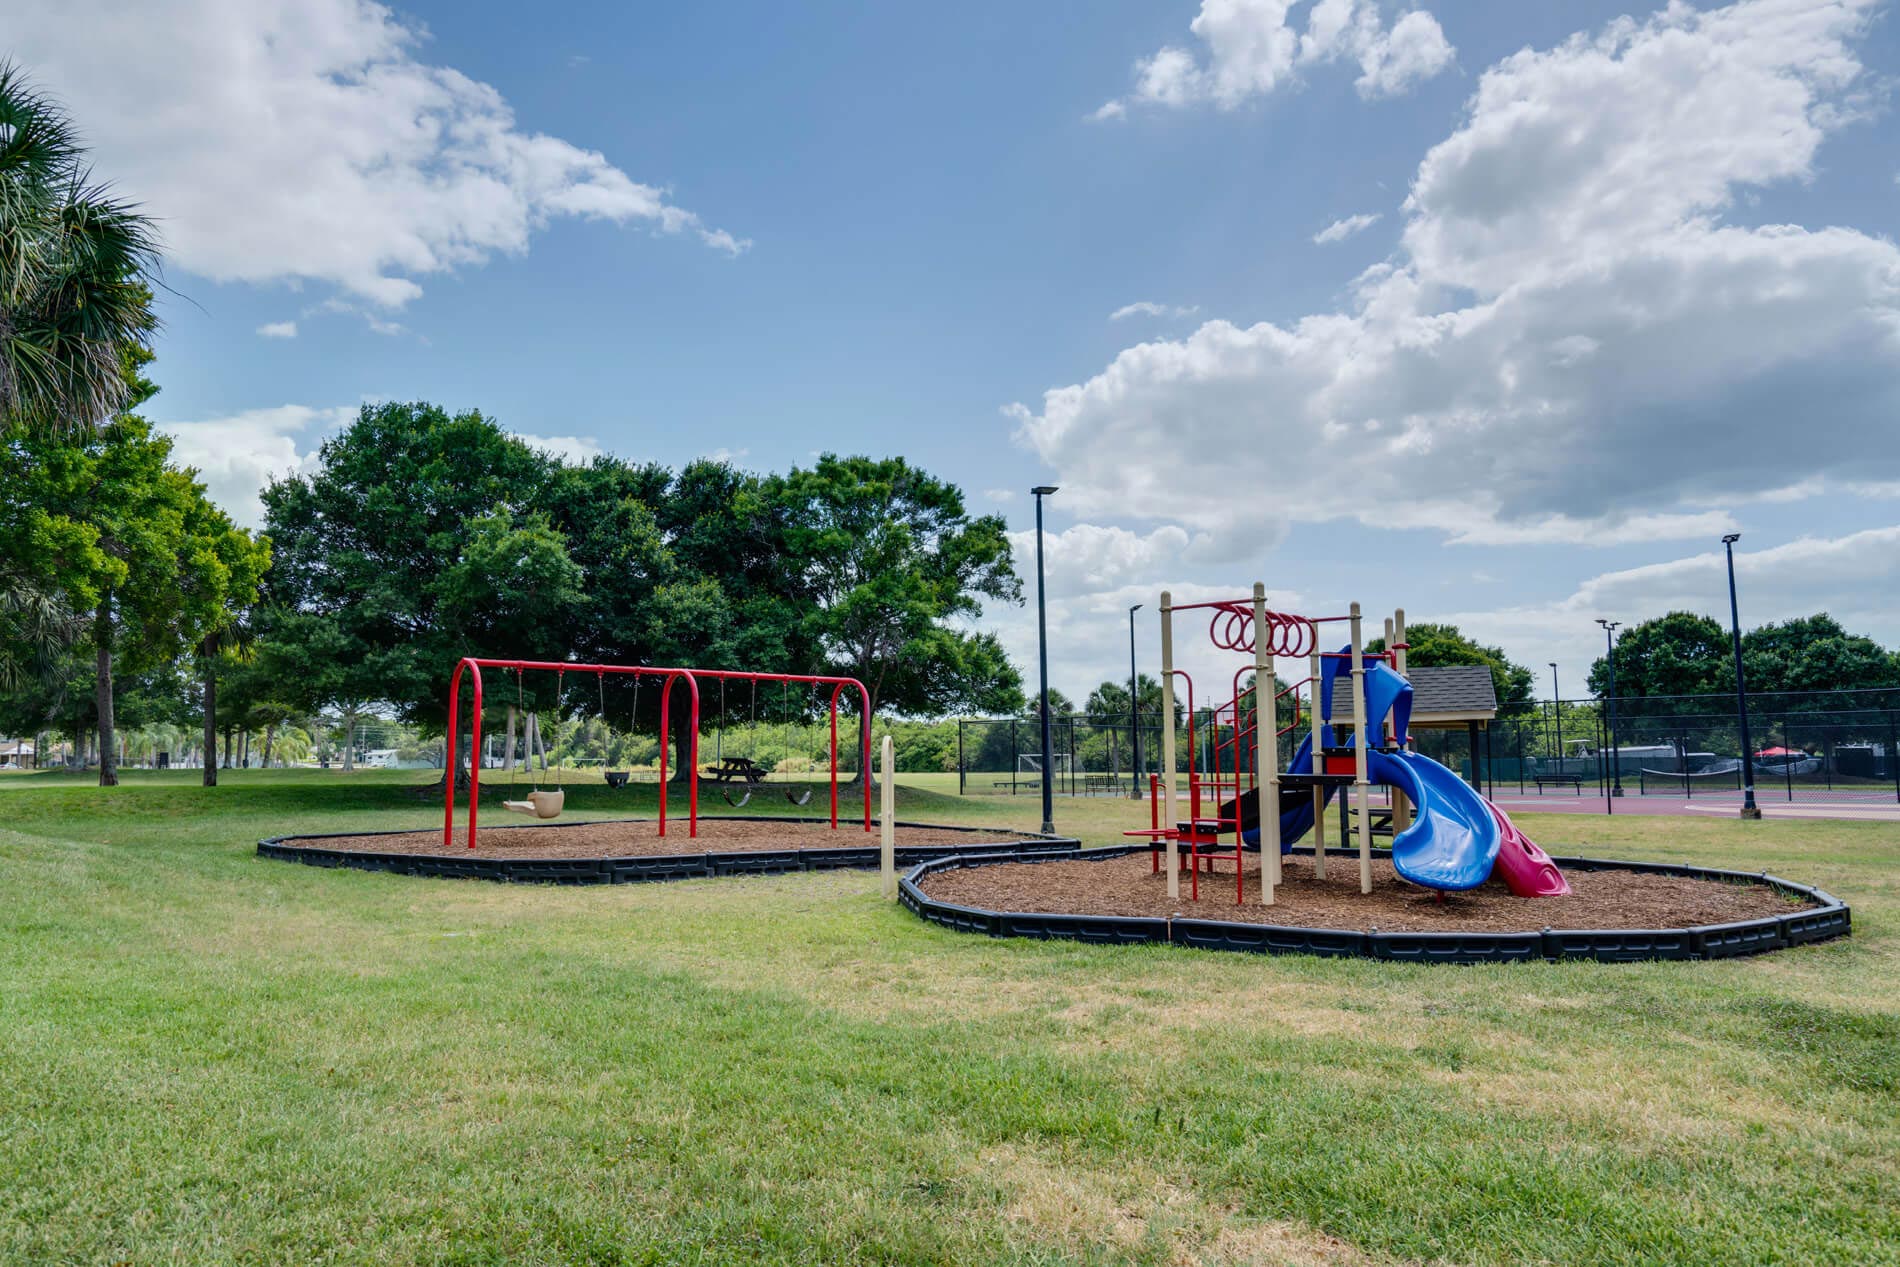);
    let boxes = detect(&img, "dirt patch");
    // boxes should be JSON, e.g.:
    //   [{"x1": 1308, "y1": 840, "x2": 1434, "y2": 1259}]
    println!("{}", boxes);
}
[
  {"x1": 294, "y1": 817, "x2": 1023, "y2": 859},
  {"x1": 918, "y1": 851, "x2": 1813, "y2": 933}
]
